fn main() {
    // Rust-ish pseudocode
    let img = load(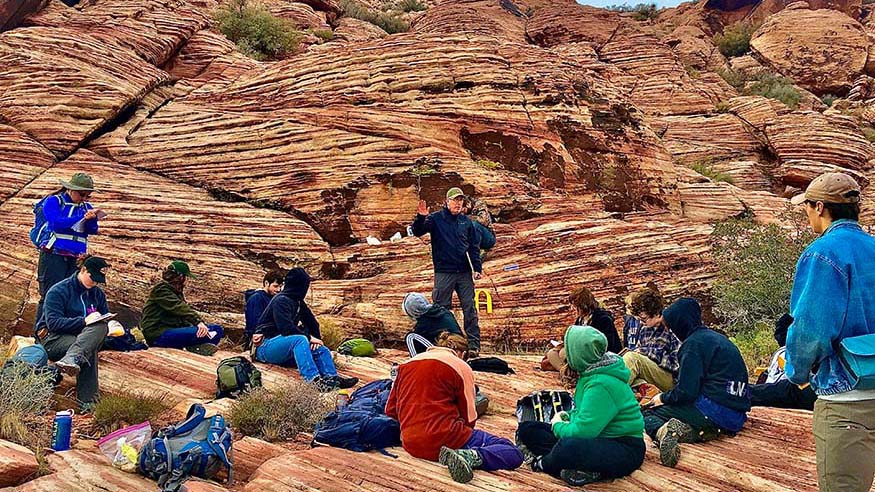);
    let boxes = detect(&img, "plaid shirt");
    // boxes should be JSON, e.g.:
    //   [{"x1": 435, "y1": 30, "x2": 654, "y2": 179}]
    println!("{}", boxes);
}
[{"x1": 623, "y1": 315, "x2": 680, "y2": 374}]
